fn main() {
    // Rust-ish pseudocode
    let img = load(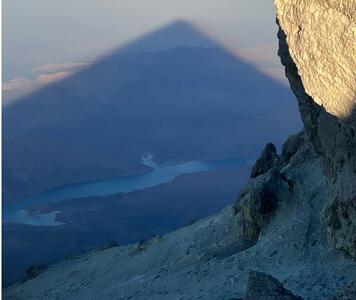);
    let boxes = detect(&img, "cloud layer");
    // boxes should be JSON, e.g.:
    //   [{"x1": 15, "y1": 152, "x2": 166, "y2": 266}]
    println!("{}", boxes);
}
[
  {"x1": 2, "y1": 41, "x2": 287, "y2": 106},
  {"x1": 2, "y1": 62, "x2": 90, "y2": 104}
]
